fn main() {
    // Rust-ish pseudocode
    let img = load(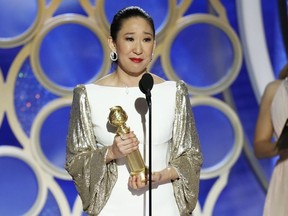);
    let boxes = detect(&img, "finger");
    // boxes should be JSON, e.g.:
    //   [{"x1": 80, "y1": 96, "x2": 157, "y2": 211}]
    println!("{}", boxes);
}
[
  {"x1": 129, "y1": 175, "x2": 135, "y2": 187},
  {"x1": 126, "y1": 131, "x2": 137, "y2": 139},
  {"x1": 119, "y1": 135, "x2": 137, "y2": 145},
  {"x1": 128, "y1": 176, "x2": 133, "y2": 188},
  {"x1": 132, "y1": 176, "x2": 138, "y2": 189},
  {"x1": 136, "y1": 175, "x2": 146, "y2": 188},
  {"x1": 133, "y1": 137, "x2": 139, "y2": 144},
  {"x1": 119, "y1": 134, "x2": 125, "y2": 141}
]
